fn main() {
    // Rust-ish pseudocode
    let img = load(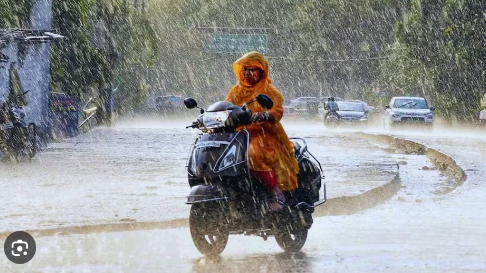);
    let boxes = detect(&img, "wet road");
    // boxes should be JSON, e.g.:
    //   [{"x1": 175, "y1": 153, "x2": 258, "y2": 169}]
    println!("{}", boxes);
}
[
  {"x1": 1, "y1": 118, "x2": 485, "y2": 272},
  {"x1": 0, "y1": 118, "x2": 397, "y2": 233}
]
